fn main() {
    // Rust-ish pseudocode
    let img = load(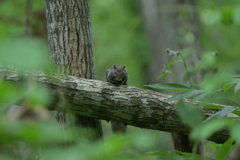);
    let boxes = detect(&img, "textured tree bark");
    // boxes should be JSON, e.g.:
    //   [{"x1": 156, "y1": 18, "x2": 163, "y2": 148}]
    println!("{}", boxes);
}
[
  {"x1": 45, "y1": 0, "x2": 95, "y2": 77},
  {"x1": 141, "y1": 0, "x2": 204, "y2": 154},
  {"x1": 44, "y1": 0, "x2": 102, "y2": 140},
  {"x1": 0, "y1": 66, "x2": 235, "y2": 144},
  {"x1": 161, "y1": 0, "x2": 203, "y2": 154}
]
